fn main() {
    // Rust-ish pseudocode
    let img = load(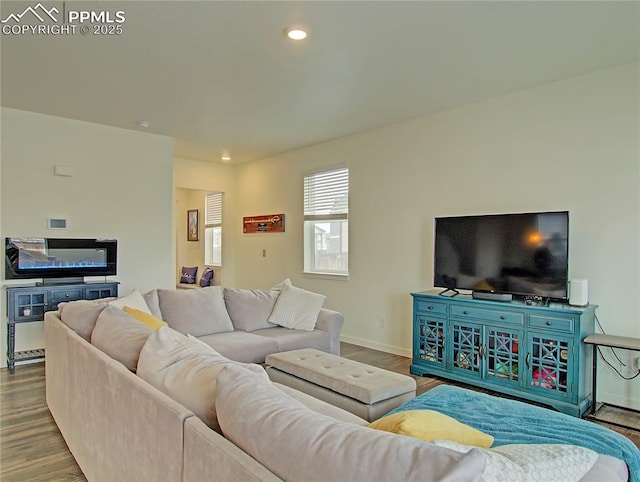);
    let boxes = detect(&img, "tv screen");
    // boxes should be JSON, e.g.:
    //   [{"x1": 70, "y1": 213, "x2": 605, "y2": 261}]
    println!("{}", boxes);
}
[
  {"x1": 5, "y1": 237, "x2": 117, "y2": 280},
  {"x1": 434, "y1": 212, "x2": 569, "y2": 300}
]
